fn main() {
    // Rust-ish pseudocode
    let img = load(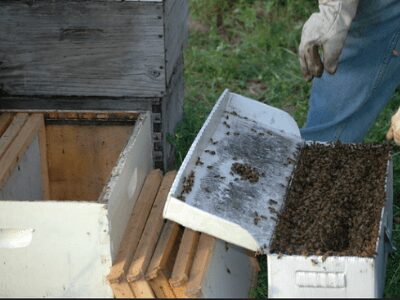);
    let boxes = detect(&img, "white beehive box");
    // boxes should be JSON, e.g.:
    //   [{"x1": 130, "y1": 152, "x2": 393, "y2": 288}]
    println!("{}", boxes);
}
[
  {"x1": 0, "y1": 111, "x2": 153, "y2": 297},
  {"x1": 163, "y1": 89, "x2": 394, "y2": 298}
]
